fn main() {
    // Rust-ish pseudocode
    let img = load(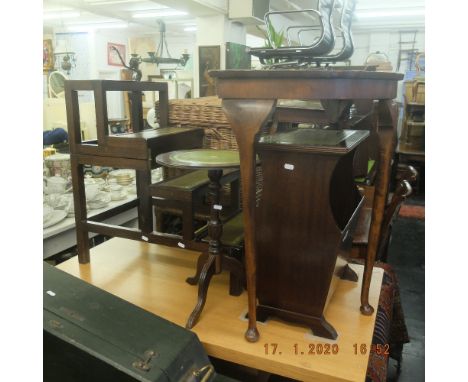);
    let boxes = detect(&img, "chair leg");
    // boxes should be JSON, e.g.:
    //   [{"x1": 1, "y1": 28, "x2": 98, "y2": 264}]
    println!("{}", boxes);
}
[
  {"x1": 223, "y1": 255, "x2": 245, "y2": 296},
  {"x1": 155, "y1": 208, "x2": 164, "y2": 233},
  {"x1": 181, "y1": 202, "x2": 194, "y2": 241},
  {"x1": 186, "y1": 254, "x2": 216, "y2": 329}
]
